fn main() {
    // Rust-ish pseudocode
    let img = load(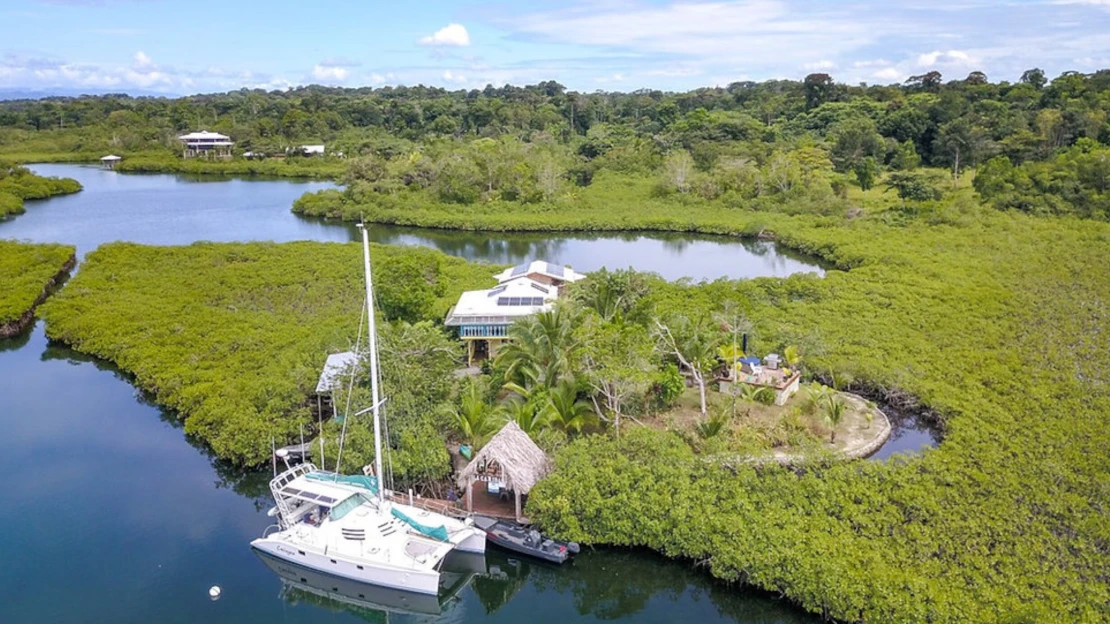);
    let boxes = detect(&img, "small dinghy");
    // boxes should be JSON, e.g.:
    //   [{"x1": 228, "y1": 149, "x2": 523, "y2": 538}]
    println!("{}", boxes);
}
[{"x1": 472, "y1": 516, "x2": 580, "y2": 564}]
